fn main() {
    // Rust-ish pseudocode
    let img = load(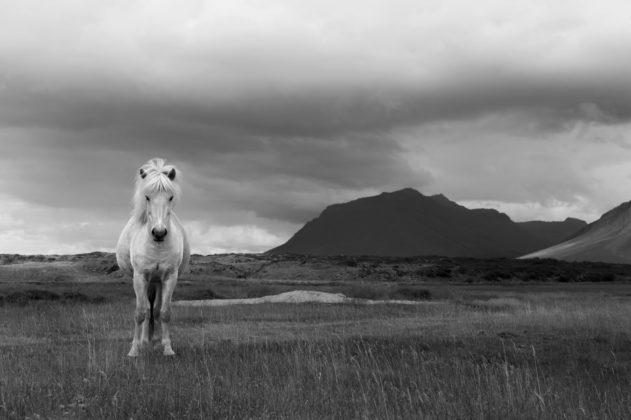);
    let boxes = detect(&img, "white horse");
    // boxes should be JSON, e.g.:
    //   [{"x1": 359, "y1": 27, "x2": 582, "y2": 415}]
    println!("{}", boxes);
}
[{"x1": 116, "y1": 158, "x2": 190, "y2": 357}]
